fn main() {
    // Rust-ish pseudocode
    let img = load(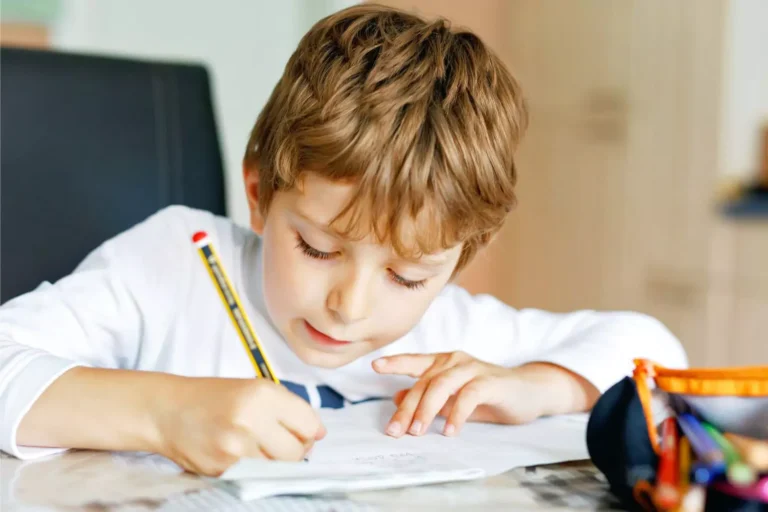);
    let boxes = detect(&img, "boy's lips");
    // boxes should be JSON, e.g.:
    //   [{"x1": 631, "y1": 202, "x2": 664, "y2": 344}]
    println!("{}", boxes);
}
[{"x1": 303, "y1": 320, "x2": 352, "y2": 347}]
